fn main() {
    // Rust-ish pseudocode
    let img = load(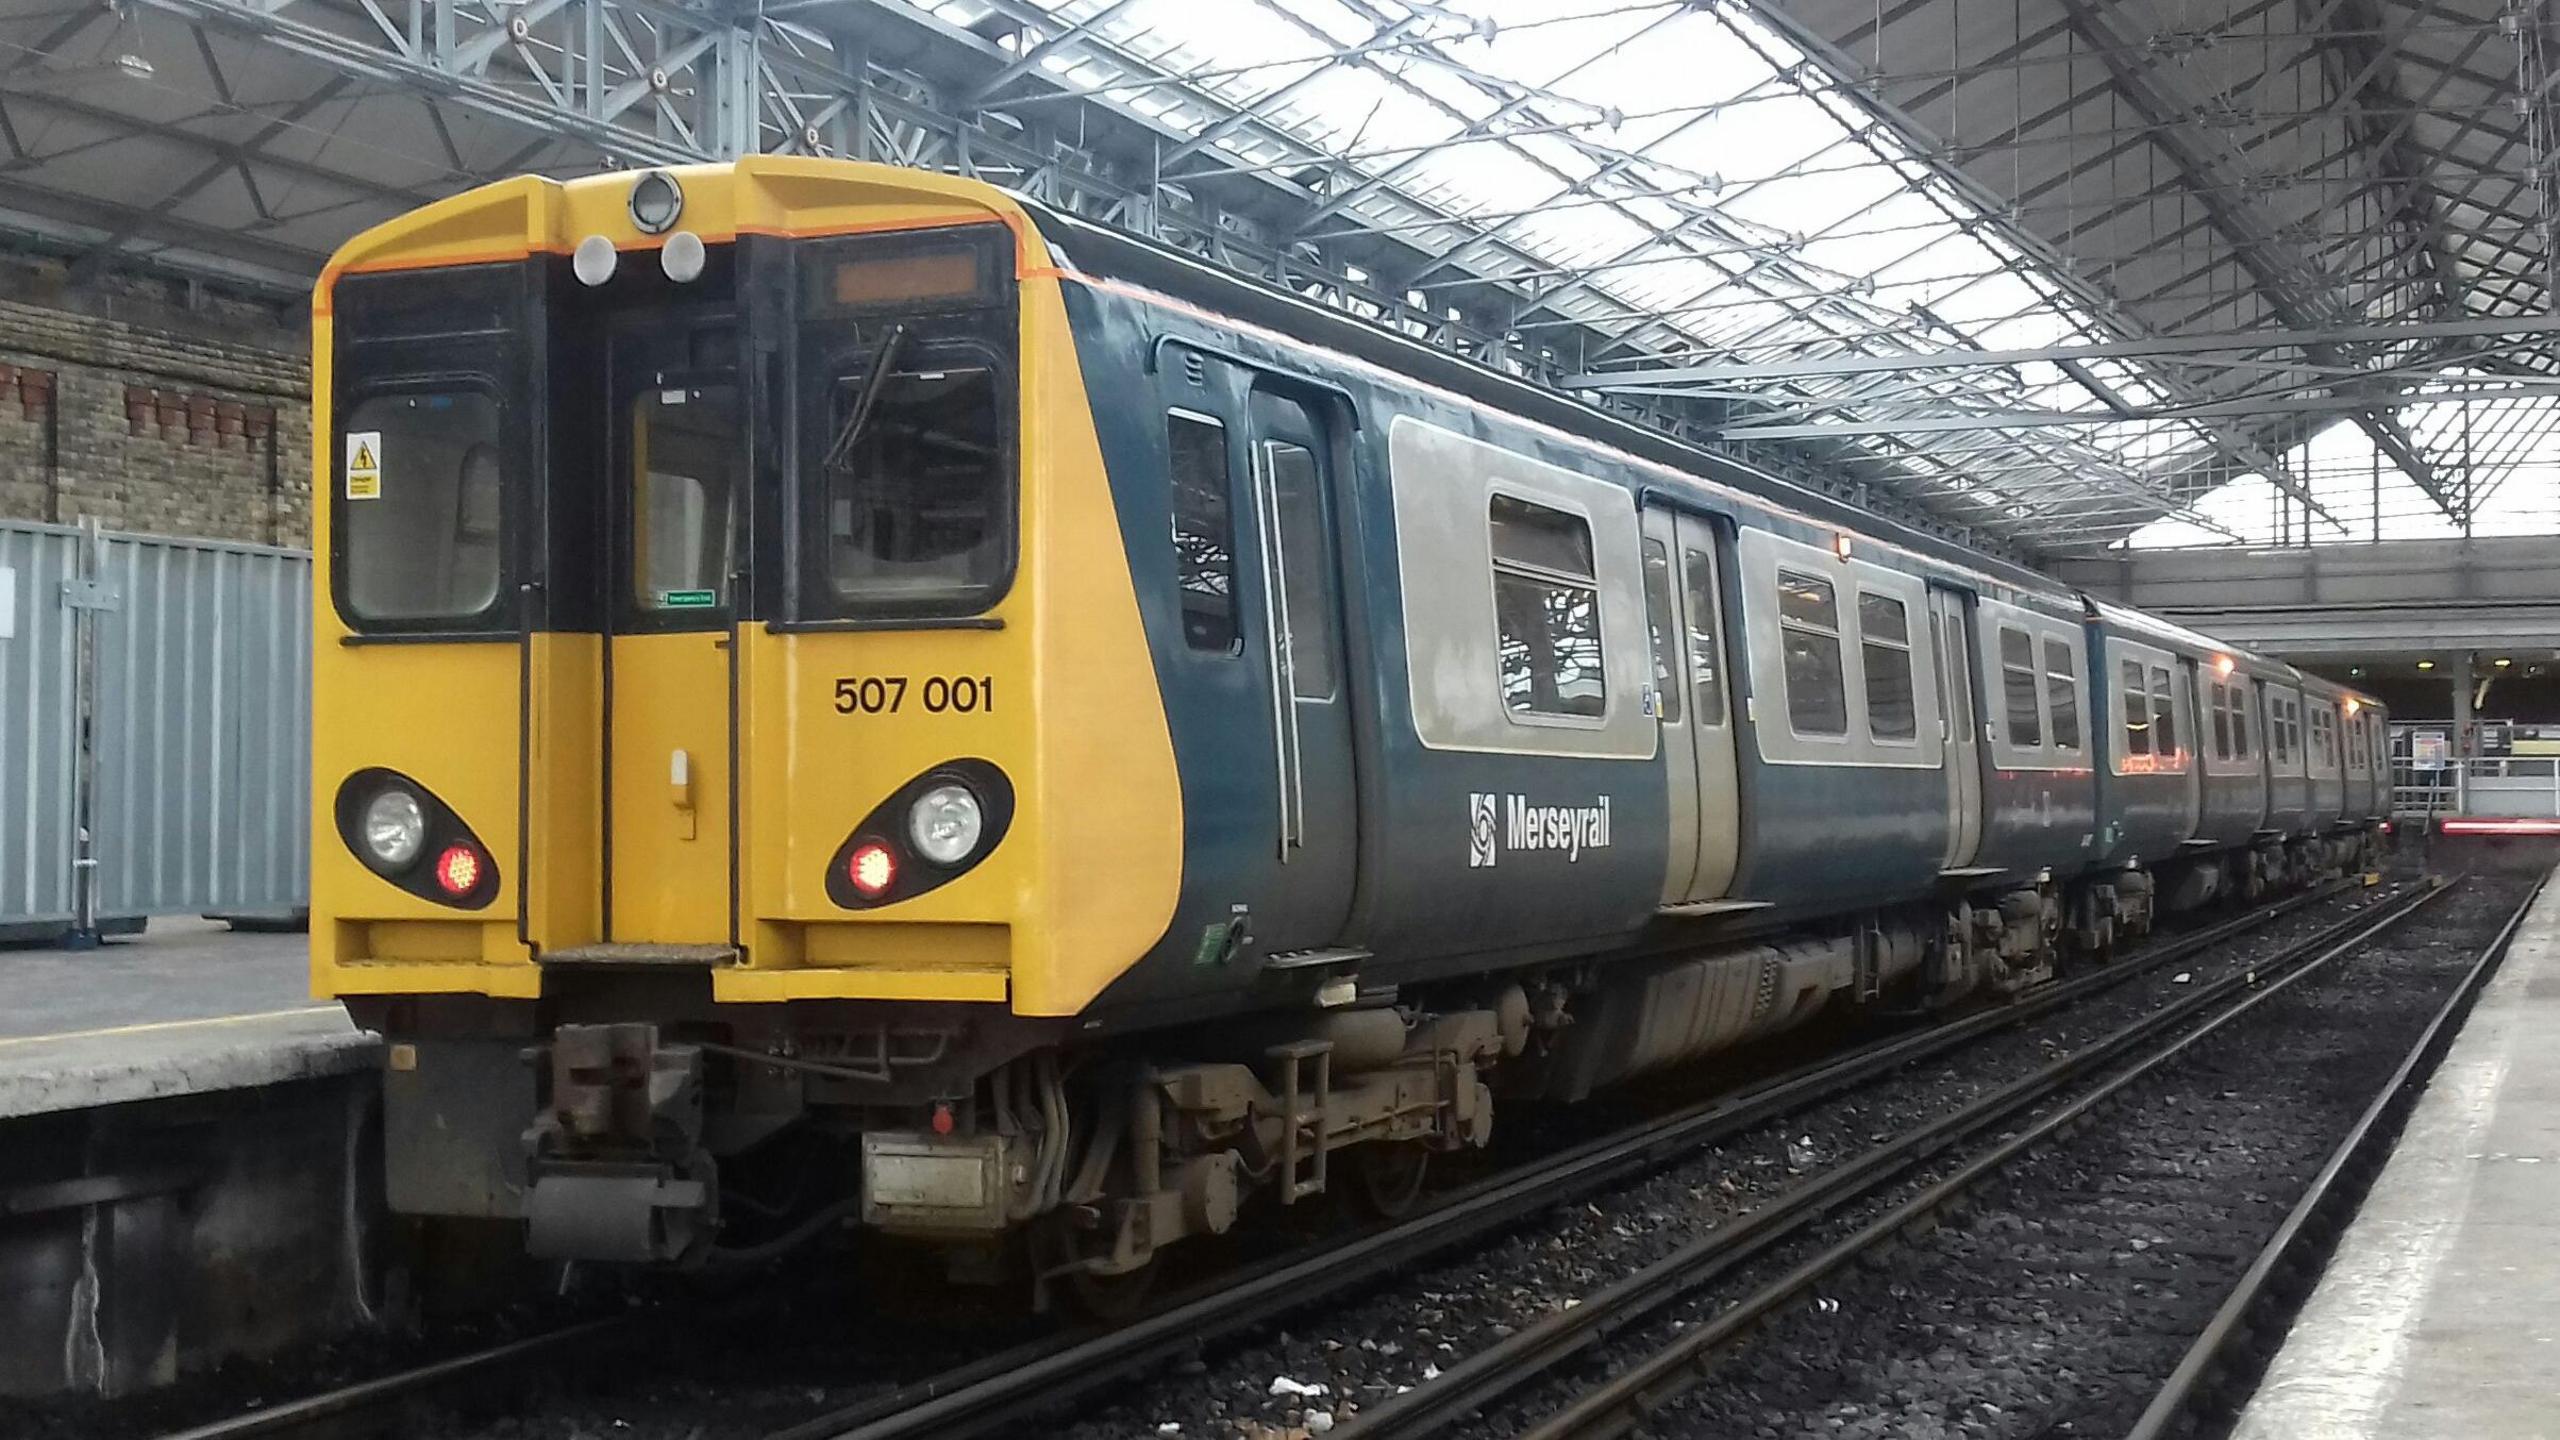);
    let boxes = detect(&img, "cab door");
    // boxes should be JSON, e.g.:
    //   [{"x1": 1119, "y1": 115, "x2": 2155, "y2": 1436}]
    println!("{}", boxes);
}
[
  {"x1": 603, "y1": 320, "x2": 742, "y2": 950},
  {"x1": 1240, "y1": 384, "x2": 1358, "y2": 957}
]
